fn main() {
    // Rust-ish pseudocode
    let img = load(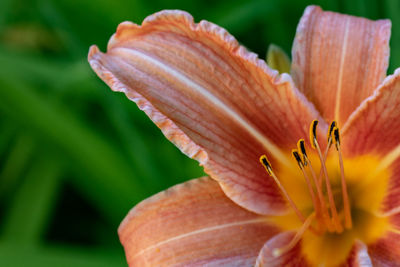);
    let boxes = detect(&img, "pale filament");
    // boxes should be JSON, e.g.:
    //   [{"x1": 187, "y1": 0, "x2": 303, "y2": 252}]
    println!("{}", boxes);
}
[
  {"x1": 317, "y1": 121, "x2": 337, "y2": 188},
  {"x1": 273, "y1": 213, "x2": 316, "y2": 257},
  {"x1": 317, "y1": 137, "x2": 332, "y2": 188},
  {"x1": 302, "y1": 155, "x2": 334, "y2": 232},
  {"x1": 293, "y1": 150, "x2": 320, "y2": 221},
  {"x1": 314, "y1": 139, "x2": 343, "y2": 233},
  {"x1": 297, "y1": 138, "x2": 333, "y2": 231},
  {"x1": 308, "y1": 120, "x2": 342, "y2": 232}
]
